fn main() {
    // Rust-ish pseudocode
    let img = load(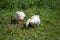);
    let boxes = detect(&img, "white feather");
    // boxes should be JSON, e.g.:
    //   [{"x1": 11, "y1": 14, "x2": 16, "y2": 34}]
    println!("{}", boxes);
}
[
  {"x1": 14, "y1": 11, "x2": 26, "y2": 20},
  {"x1": 26, "y1": 15, "x2": 40, "y2": 27}
]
